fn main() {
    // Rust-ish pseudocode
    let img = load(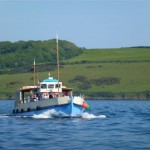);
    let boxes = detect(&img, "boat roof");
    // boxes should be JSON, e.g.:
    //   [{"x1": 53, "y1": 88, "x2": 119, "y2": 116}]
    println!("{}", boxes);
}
[
  {"x1": 62, "y1": 86, "x2": 73, "y2": 91},
  {"x1": 43, "y1": 77, "x2": 59, "y2": 82},
  {"x1": 20, "y1": 86, "x2": 39, "y2": 92}
]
